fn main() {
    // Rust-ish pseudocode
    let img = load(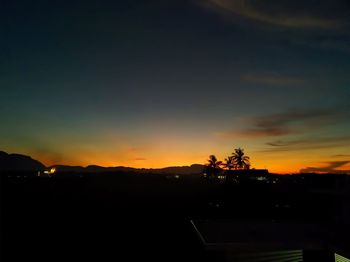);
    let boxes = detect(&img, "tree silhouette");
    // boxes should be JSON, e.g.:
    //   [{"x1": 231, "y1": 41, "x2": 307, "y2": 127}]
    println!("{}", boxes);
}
[
  {"x1": 222, "y1": 156, "x2": 234, "y2": 170},
  {"x1": 206, "y1": 155, "x2": 222, "y2": 177},
  {"x1": 207, "y1": 155, "x2": 222, "y2": 169},
  {"x1": 232, "y1": 148, "x2": 250, "y2": 170}
]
